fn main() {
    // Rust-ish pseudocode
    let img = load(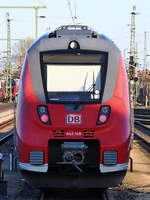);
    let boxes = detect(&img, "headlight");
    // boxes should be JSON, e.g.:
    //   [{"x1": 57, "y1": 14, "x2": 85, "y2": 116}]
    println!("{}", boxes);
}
[
  {"x1": 97, "y1": 105, "x2": 111, "y2": 125},
  {"x1": 37, "y1": 105, "x2": 51, "y2": 125}
]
